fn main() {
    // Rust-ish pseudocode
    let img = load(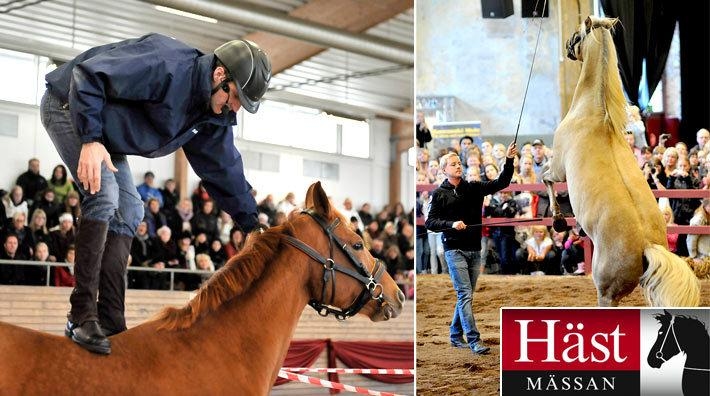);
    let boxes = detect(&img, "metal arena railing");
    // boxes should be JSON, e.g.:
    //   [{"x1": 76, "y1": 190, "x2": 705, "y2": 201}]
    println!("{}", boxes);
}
[{"x1": 0, "y1": 259, "x2": 213, "y2": 290}]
